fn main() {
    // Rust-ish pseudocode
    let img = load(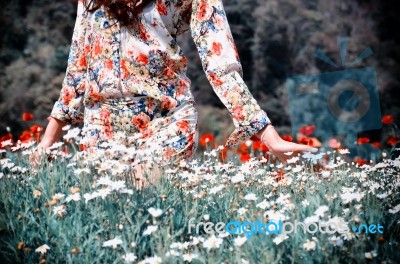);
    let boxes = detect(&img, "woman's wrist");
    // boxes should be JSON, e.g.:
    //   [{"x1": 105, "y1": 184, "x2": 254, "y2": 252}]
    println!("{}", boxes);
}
[
  {"x1": 255, "y1": 123, "x2": 273, "y2": 141},
  {"x1": 37, "y1": 139, "x2": 57, "y2": 152},
  {"x1": 260, "y1": 124, "x2": 274, "y2": 142}
]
